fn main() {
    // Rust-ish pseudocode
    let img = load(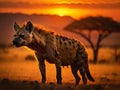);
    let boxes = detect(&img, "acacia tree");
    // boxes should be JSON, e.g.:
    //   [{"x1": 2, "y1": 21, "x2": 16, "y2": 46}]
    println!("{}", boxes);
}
[{"x1": 64, "y1": 16, "x2": 120, "y2": 63}]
